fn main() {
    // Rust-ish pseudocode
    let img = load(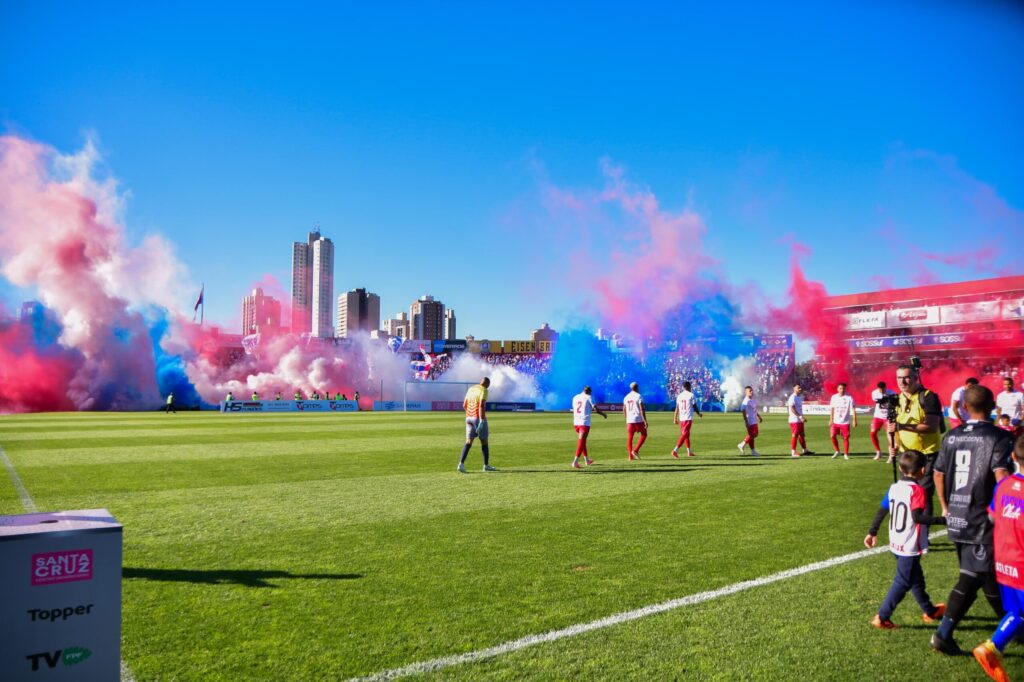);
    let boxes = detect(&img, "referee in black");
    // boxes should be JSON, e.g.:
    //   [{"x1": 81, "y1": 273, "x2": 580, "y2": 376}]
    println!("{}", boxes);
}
[{"x1": 929, "y1": 384, "x2": 1014, "y2": 655}]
